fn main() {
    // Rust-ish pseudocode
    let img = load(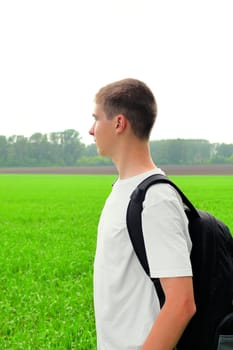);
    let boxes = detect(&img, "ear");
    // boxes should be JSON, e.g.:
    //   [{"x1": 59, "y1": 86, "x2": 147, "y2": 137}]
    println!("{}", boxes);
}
[{"x1": 115, "y1": 114, "x2": 127, "y2": 134}]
